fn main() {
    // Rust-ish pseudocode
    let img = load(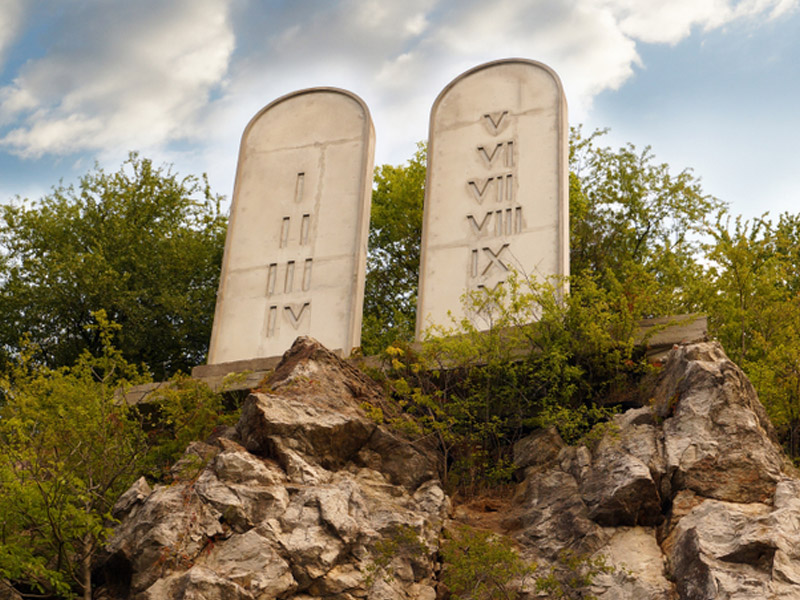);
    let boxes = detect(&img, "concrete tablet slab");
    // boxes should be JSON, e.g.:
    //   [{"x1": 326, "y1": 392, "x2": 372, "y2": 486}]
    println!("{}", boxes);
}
[
  {"x1": 416, "y1": 59, "x2": 568, "y2": 338},
  {"x1": 207, "y1": 88, "x2": 374, "y2": 364}
]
